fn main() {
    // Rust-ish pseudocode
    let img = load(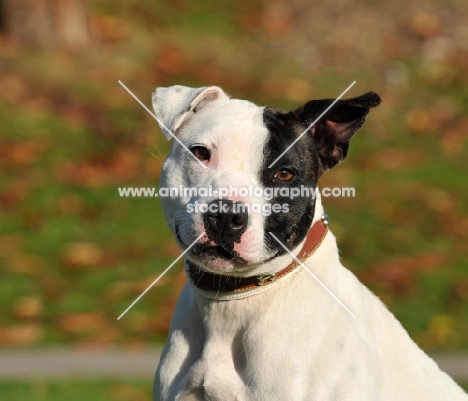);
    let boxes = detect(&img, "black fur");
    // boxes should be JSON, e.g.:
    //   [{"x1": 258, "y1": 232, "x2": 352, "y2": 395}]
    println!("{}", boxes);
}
[
  {"x1": 262, "y1": 107, "x2": 320, "y2": 253},
  {"x1": 262, "y1": 92, "x2": 381, "y2": 253}
]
